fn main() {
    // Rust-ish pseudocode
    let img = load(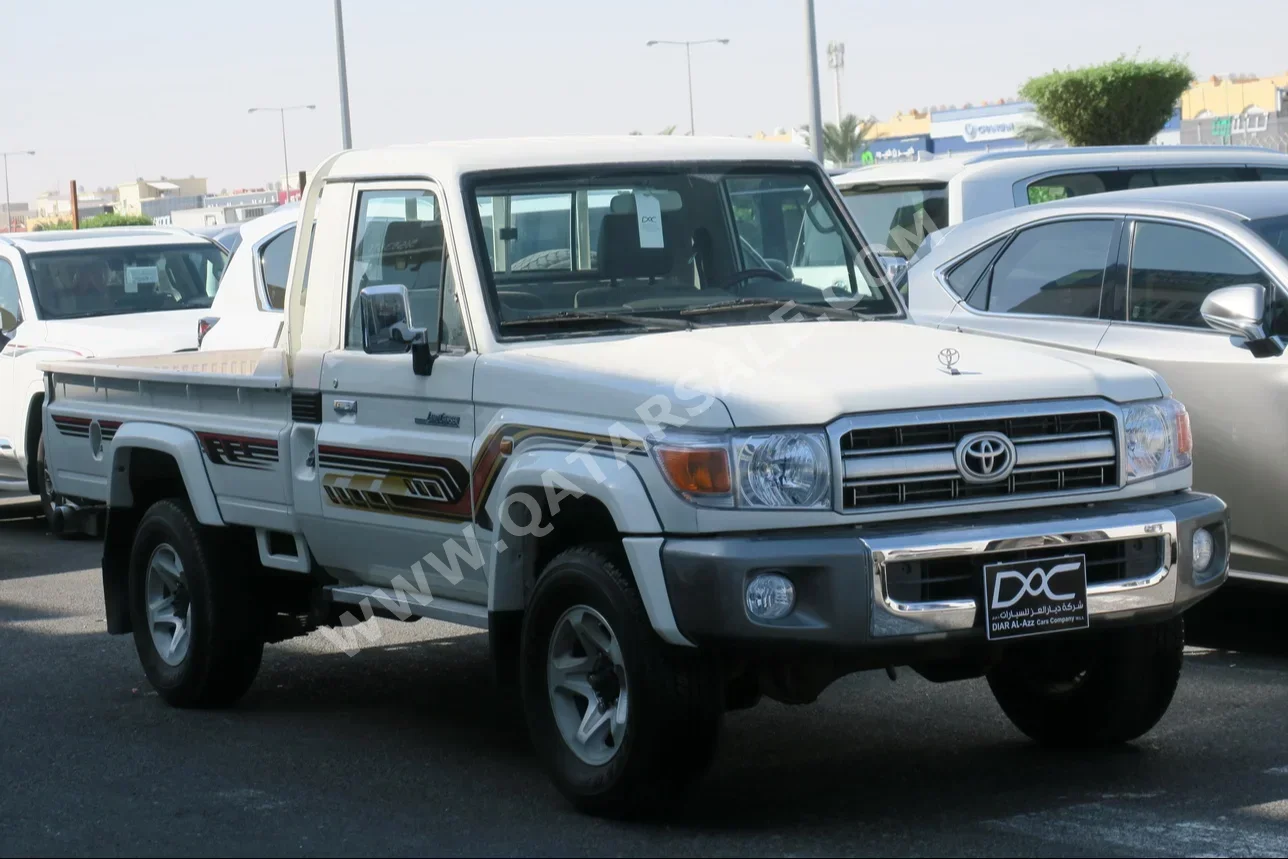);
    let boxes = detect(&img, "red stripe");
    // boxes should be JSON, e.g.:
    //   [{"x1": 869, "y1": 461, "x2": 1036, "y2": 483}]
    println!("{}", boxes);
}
[
  {"x1": 197, "y1": 431, "x2": 278, "y2": 448},
  {"x1": 52, "y1": 415, "x2": 91, "y2": 426},
  {"x1": 318, "y1": 444, "x2": 443, "y2": 465}
]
